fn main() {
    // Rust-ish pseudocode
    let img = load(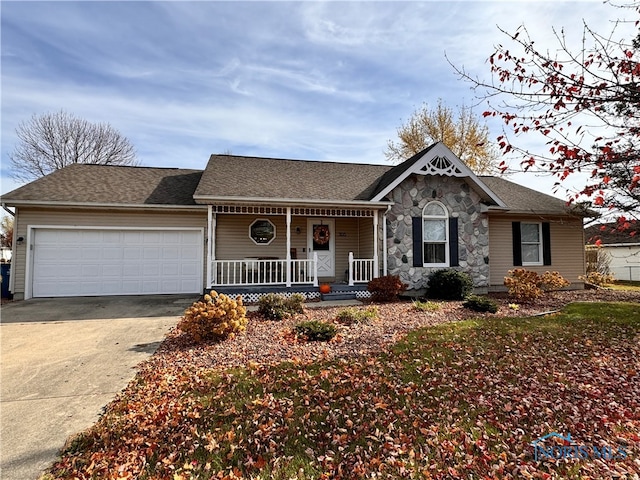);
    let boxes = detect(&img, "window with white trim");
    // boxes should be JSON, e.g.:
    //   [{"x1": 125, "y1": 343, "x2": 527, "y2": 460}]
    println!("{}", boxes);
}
[
  {"x1": 422, "y1": 201, "x2": 449, "y2": 266},
  {"x1": 521, "y1": 222, "x2": 543, "y2": 265},
  {"x1": 249, "y1": 218, "x2": 276, "y2": 245}
]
